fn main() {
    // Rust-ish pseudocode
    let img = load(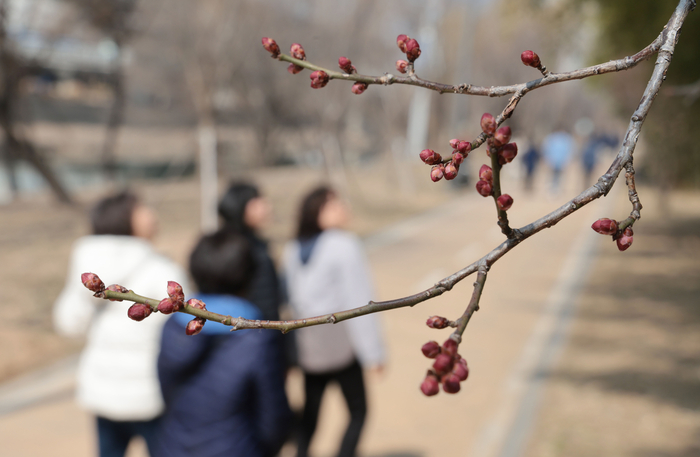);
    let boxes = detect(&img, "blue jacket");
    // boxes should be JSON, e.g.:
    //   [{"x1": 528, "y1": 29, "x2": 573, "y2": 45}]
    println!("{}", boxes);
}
[{"x1": 155, "y1": 294, "x2": 293, "y2": 457}]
